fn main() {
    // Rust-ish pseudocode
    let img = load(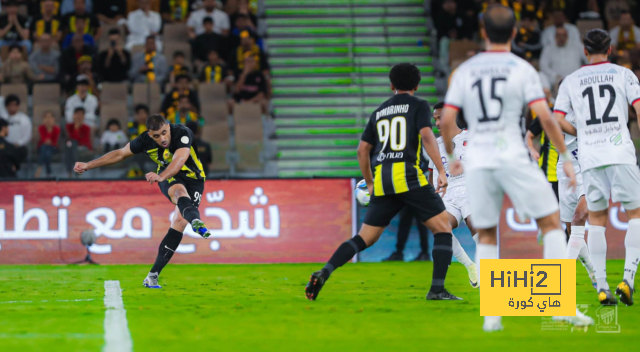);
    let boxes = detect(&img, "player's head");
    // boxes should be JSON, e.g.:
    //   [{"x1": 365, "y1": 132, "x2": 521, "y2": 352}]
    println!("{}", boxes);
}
[
  {"x1": 482, "y1": 4, "x2": 516, "y2": 45},
  {"x1": 146, "y1": 114, "x2": 171, "y2": 148},
  {"x1": 432, "y1": 102, "x2": 444, "y2": 129},
  {"x1": 583, "y1": 29, "x2": 611, "y2": 57},
  {"x1": 389, "y1": 63, "x2": 421, "y2": 92}
]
